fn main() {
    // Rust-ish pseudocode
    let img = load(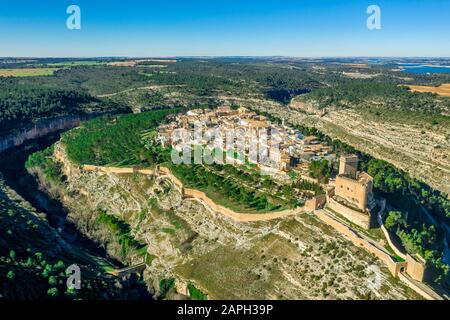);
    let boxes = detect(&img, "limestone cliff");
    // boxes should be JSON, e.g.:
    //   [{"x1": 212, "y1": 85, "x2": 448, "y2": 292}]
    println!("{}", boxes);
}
[
  {"x1": 38, "y1": 142, "x2": 424, "y2": 300},
  {"x1": 211, "y1": 94, "x2": 450, "y2": 197},
  {"x1": 0, "y1": 116, "x2": 83, "y2": 153},
  {"x1": 289, "y1": 99, "x2": 450, "y2": 196}
]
